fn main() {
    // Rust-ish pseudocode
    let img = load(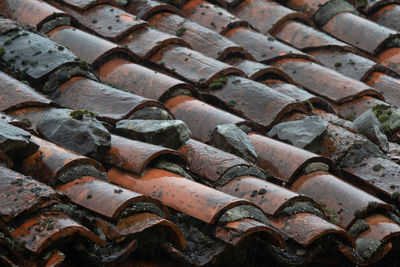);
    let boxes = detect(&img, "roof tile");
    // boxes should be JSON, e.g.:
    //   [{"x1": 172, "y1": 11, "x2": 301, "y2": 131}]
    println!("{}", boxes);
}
[
  {"x1": 366, "y1": 72, "x2": 400, "y2": 106},
  {"x1": 231, "y1": 0, "x2": 312, "y2": 34},
  {"x1": 108, "y1": 167, "x2": 260, "y2": 224},
  {"x1": 0, "y1": 71, "x2": 53, "y2": 112},
  {"x1": 57, "y1": 176, "x2": 160, "y2": 219},
  {"x1": 371, "y1": 4, "x2": 400, "y2": 31},
  {"x1": 165, "y1": 95, "x2": 248, "y2": 142},
  {"x1": 322, "y1": 12, "x2": 400, "y2": 54},
  {"x1": 54, "y1": 0, "x2": 123, "y2": 11},
  {"x1": 97, "y1": 58, "x2": 198, "y2": 101},
  {"x1": 377, "y1": 47, "x2": 400, "y2": 74},
  {"x1": 148, "y1": 12, "x2": 253, "y2": 60},
  {"x1": 119, "y1": 27, "x2": 190, "y2": 60},
  {"x1": 55, "y1": 77, "x2": 167, "y2": 123},
  {"x1": 225, "y1": 27, "x2": 315, "y2": 63},
  {"x1": 291, "y1": 171, "x2": 389, "y2": 228},
  {"x1": 21, "y1": 135, "x2": 104, "y2": 186},
  {"x1": 104, "y1": 134, "x2": 186, "y2": 175},
  {"x1": 272, "y1": 59, "x2": 383, "y2": 103},
  {"x1": 285, "y1": 0, "x2": 330, "y2": 17},
  {"x1": 331, "y1": 96, "x2": 388, "y2": 118},
  {"x1": 125, "y1": 0, "x2": 182, "y2": 19},
  {"x1": 249, "y1": 132, "x2": 334, "y2": 184},
  {"x1": 205, "y1": 76, "x2": 308, "y2": 128}
]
